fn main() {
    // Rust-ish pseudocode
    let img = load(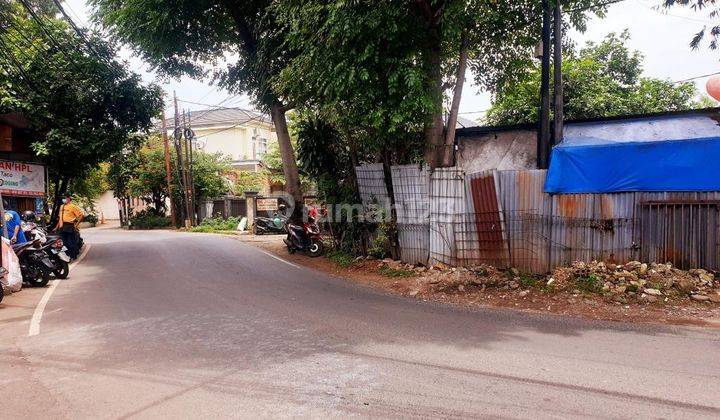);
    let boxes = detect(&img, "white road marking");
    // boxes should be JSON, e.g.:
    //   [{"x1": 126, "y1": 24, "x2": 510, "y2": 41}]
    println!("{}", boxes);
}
[
  {"x1": 258, "y1": 249, "x2": 301, "y2": 269},
  {"x1": 28, "y1": 244, "x2": 91, "y2": 337}
]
